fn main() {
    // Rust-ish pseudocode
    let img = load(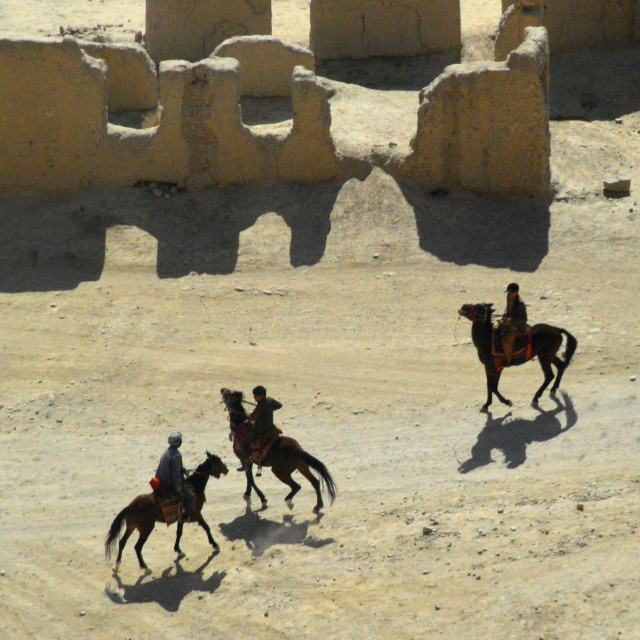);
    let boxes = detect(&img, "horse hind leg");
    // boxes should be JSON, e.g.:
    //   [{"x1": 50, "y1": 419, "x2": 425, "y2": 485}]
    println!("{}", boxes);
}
[
  {"x1": 271, "y1": 466, "x2": 301, "y2": 509},
  {"x1": 550, "y1": 356, "x2": 567, "y2": 394},
  {"x1": 134, "y1": 523, "x2": 155, "y2": 575},
  {"x1": 114, "y1": 525, "x2": 134, "y2": 573},
  {"x1": 533, "y1": 360, "x2": 555, "y2": 405},
  {"x1": 298, "y1": 463, "x2": 323, "y2": 514}
]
